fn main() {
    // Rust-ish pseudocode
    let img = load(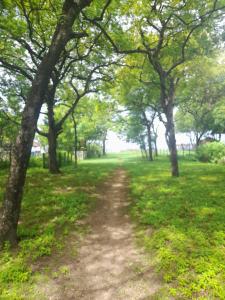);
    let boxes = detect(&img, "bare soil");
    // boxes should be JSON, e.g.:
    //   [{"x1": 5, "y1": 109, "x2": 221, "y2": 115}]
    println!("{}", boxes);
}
[{"x1": 38, "y1": 169, "x2": 161, "y2": 300}]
